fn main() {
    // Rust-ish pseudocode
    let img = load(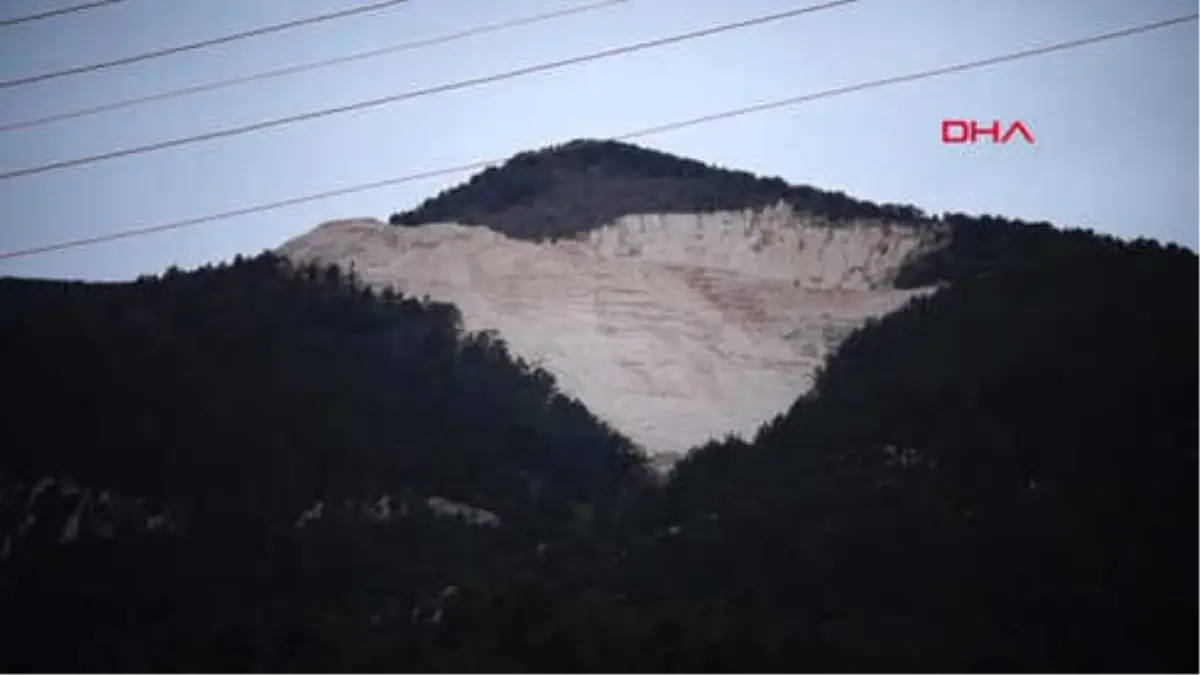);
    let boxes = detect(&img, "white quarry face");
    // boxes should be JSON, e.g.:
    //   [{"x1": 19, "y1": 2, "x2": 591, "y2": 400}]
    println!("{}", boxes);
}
[{"x1": 277, "y1": 203, "x2": 941, "y2": 461}]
